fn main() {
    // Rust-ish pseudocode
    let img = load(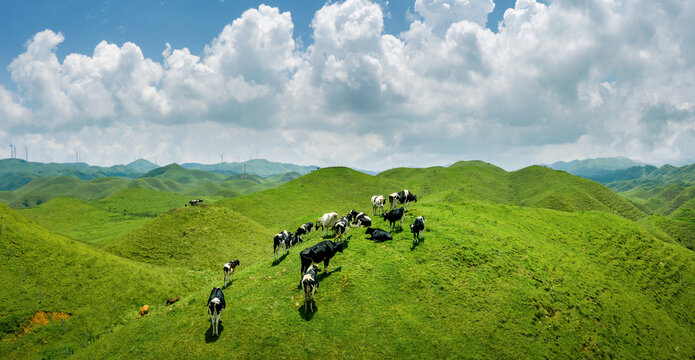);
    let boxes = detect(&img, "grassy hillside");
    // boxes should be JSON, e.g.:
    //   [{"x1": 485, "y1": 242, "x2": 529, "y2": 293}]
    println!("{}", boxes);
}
[
  {"x1": 76, "y1": 201, "x2": 695, "y2": 359},
  {"x1": 378, "y1": 162, "x2": 645, "y2": 221},
  {"x1": 0, "y1": 159, "x2": 144, "y2": 191},
  {"x1": 0, "y1": 203, "x2": 196, "y2": 359},
  {"x1": 141, "y1": 164, "x2": 229, "y2": 187}
]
